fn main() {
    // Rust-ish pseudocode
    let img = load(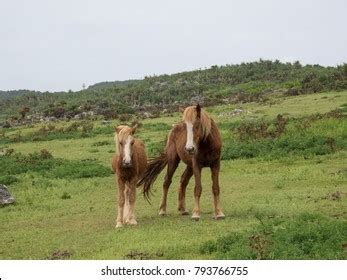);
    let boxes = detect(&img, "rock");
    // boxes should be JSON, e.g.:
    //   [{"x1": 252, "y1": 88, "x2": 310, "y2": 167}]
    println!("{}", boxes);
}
[
  {"x1": 0, "y1": 184, "x2": 16, "y2": 206},
  {"x1": 218, "y1": 108, "x2": 250, "y2": 117},
  {"x1": 190, "y1": 95, "x2": 204, "y2": 104},
  {"x1": 143, "y1": 112, "x2": 153, "y2": 118}
]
